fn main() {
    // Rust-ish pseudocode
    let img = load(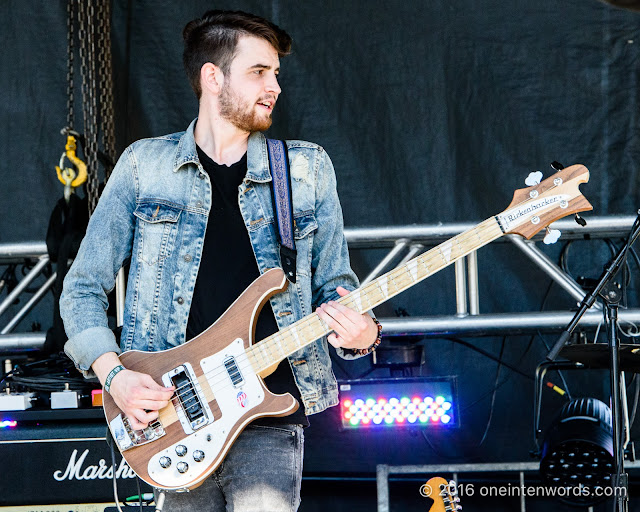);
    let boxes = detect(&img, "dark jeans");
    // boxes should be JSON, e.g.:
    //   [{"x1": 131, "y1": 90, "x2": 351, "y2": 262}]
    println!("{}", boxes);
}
[{"x1": 156, "y1": 424, "x2": 304, "y2": 512}]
